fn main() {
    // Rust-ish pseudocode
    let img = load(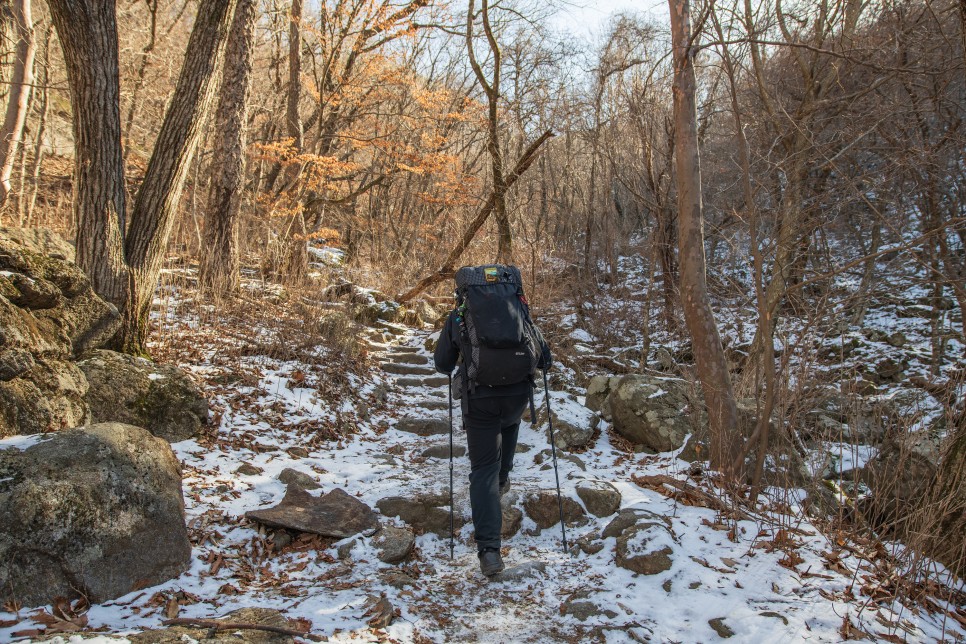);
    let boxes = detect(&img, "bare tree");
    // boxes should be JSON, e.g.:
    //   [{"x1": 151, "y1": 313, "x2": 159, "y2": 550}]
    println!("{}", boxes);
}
[
  {"x1": 199, "y1": 0, "x2": 258, "y2": 296},
  {"x1": 668, "y1": 0, "x2": 740, "y2": 476},
  {"x1": 467, "y1": 0, "x2": 512, "y2": 264},
  {"x1": 0, "y1": 0, "x2": 34, "y2": 210},
  {"x1": 49, "y1": 0, "x2": 239, "y2": 353}
]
